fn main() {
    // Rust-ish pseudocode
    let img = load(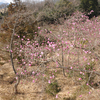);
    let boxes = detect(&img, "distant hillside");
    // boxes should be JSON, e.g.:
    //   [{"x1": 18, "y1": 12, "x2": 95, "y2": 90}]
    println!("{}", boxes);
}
[
  {"x1": 0, "y1": 2, "x2": 9, "y2": 9},
  {"x1": 0, "y1": 2, "x2": 9, "y2": 5}
]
